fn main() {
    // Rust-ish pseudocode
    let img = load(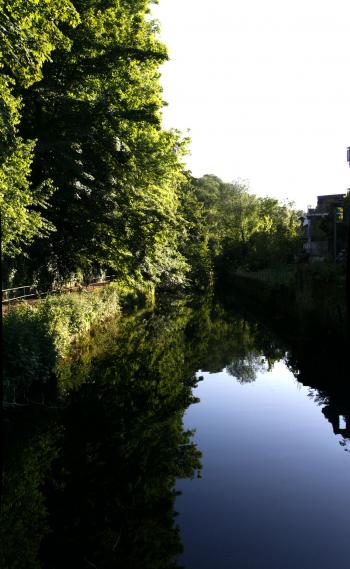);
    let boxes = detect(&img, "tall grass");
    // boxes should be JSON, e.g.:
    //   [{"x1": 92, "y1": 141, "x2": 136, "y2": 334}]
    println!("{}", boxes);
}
[{"x1": 4, "y1": 285, "x2": 121, "y2": 403}]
